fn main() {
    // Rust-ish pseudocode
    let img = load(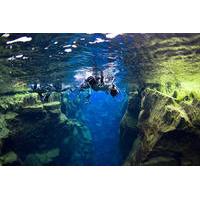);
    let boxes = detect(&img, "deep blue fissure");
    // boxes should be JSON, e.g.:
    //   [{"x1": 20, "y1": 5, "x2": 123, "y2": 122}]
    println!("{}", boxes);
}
[{"x1": 64, "y1": 34, "x2": 128, "y2": 165}]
